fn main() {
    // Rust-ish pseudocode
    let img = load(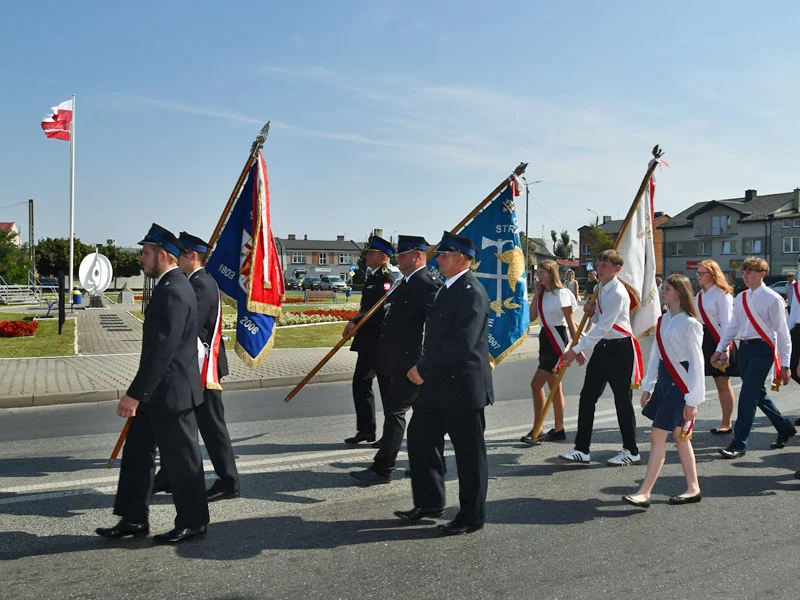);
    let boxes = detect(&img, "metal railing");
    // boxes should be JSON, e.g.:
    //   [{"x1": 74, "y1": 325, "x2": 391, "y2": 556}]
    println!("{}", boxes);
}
[{"x1": 694, "y1": 225, "x2": 737, "y2": 237}]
